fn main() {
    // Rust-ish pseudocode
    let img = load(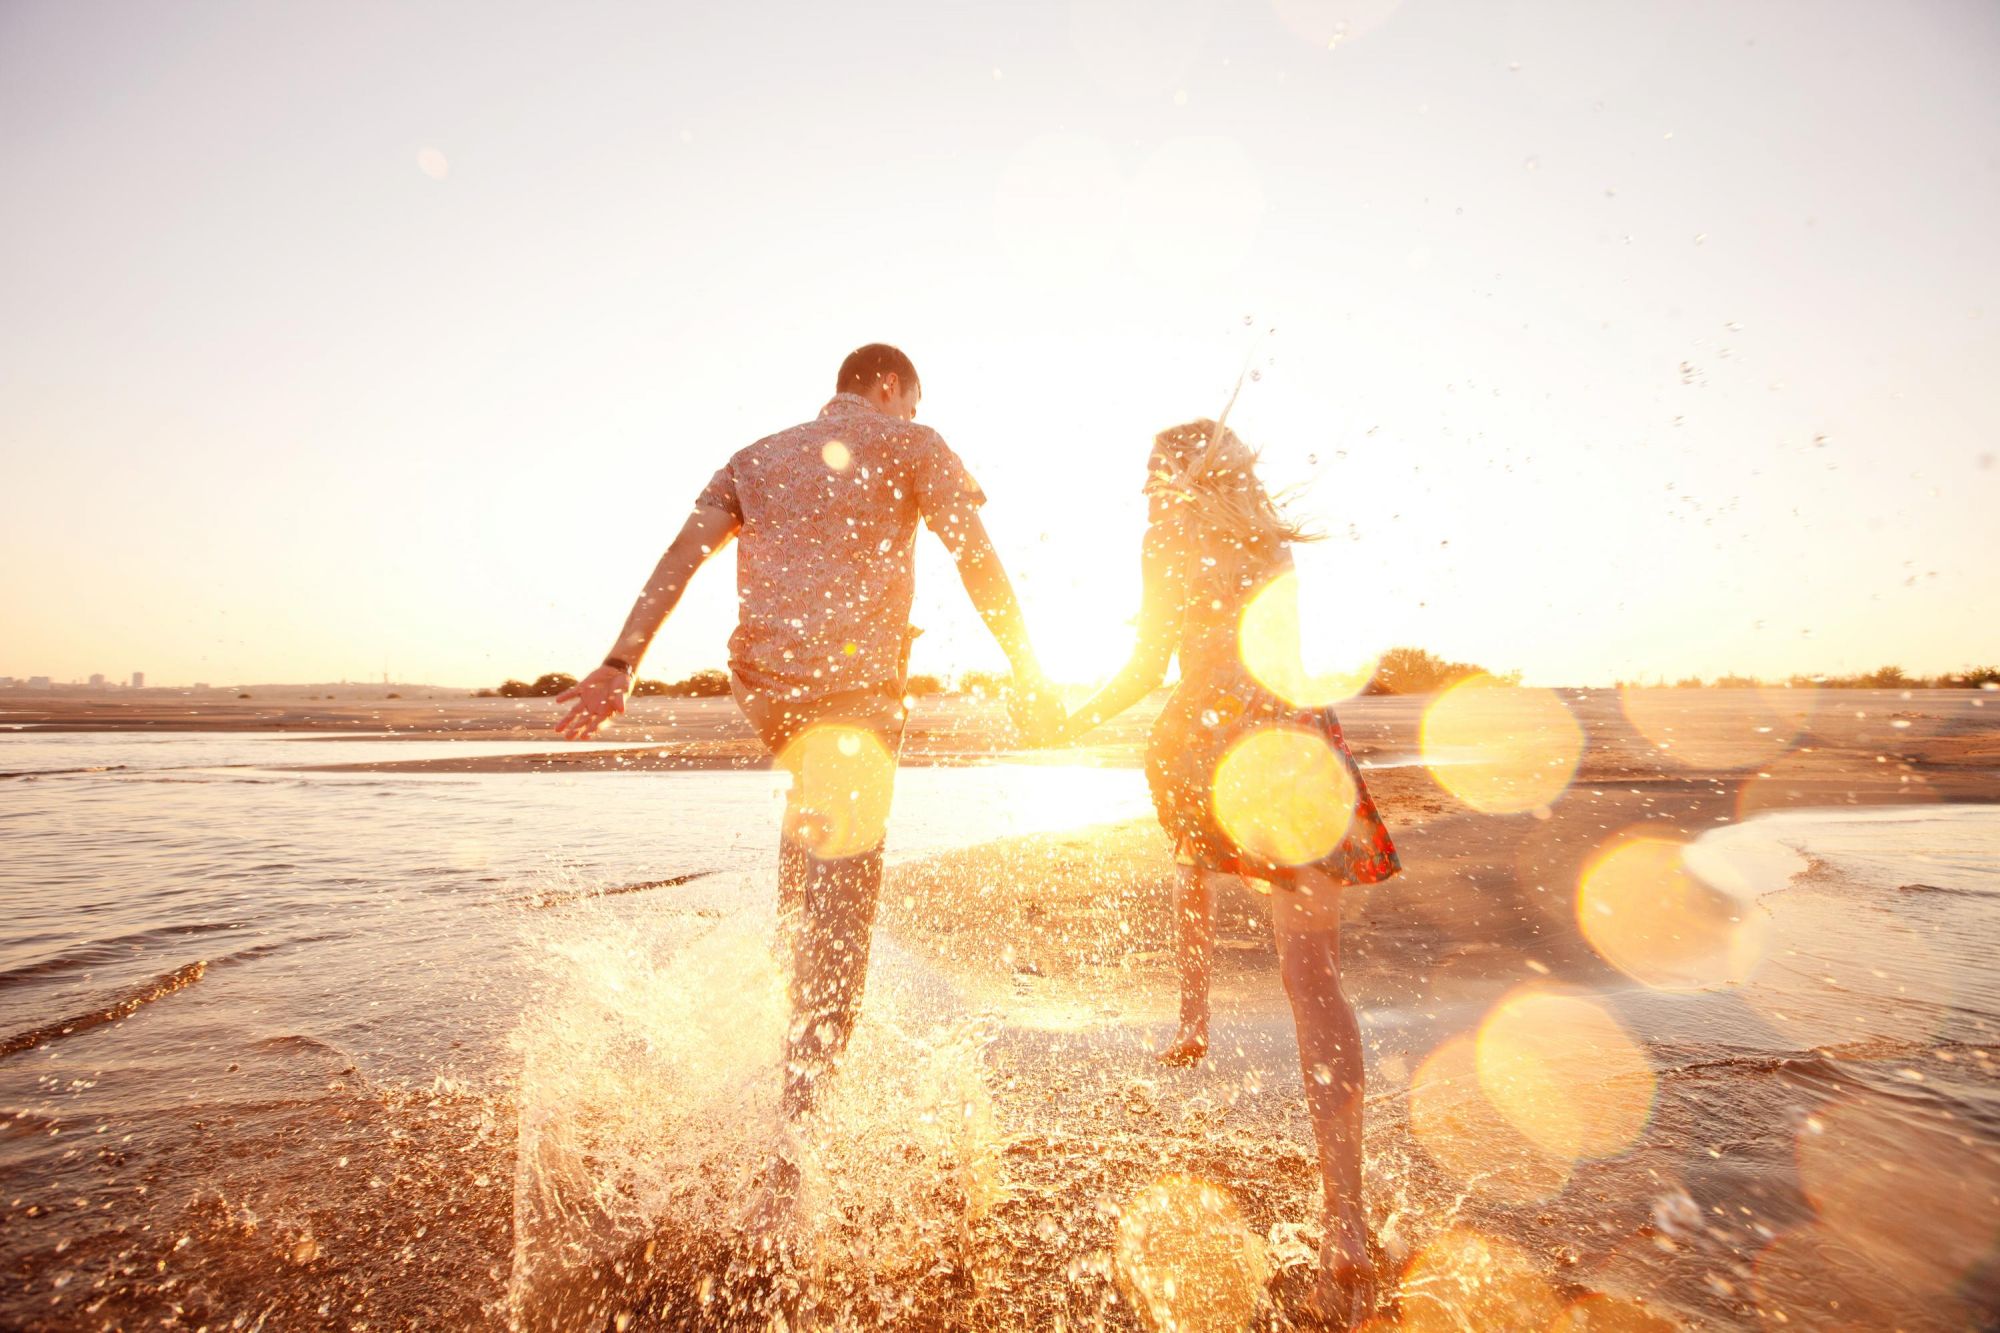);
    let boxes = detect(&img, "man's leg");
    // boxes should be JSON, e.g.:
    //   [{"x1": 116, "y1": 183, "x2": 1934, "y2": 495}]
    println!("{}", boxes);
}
[
  {"x1": 765, "y1": 690, "x2": 905, "y2": 1119},
  {"x1": 1271, "y1": 869, "x2": 1374, "y2": 1325},
  {"x1": 779, "y1": 841, "x2": 885, "y2": 1118},
  {"x1": 737, "y1": 689, "x2": 902, "y2": 1239}
]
